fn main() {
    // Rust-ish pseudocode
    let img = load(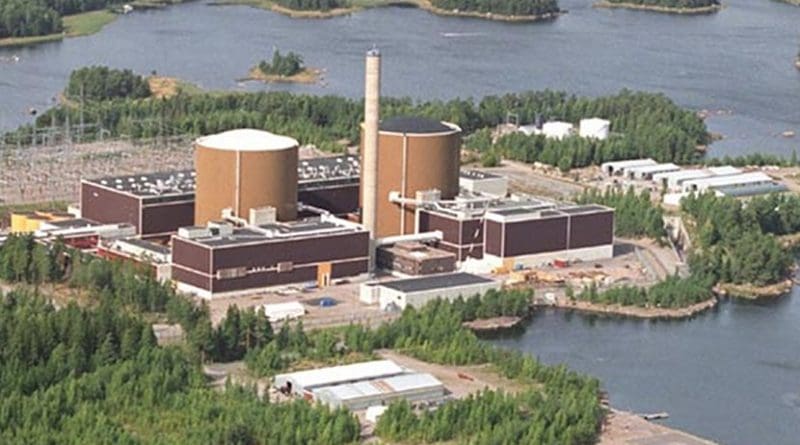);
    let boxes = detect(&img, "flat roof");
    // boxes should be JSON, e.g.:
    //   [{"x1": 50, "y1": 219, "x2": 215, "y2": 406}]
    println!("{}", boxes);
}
[
  {"x1": 298, "y1": 155, "x2": 359, "y2": 184},
  {"x1": 601, "y1": 159, "x2": 656, "y2": 169},
  {"x1": 180, "y1": 217, "x2": 364, "y2": 248},
  {"x1": 275, "y1": 360, "x2": 404, "y2": 390},
  {"x1": 380, "y1": 116, "x2": 460, "y2": 135},
  {"x1": 380, "y1": 272, "x2": 494, "y2": 293},
  {"x1": 86, "y1": 156, "x2": 358, "y2": 199},
  {"x1": 715, "y1": 182, "x2": 788, "y2": 197},
  {"x1": 43, "y1": 218, "x2": 98, "y2": 228},
  {"x1": 116, "y1": 238, "x2": 171, "y2": 256},
  {"x1": 196, "y1": 129, "x2": 297, "y2": 152},
  {"x1": 683, "y1": 172, "x2": 774, "y2": 189},
  {"x1": 652, "y1": 169, "x2": 711, "y2": 182},
  {"x1": 315, "y1": 373, "x2": 443, "y2": 401},
  {"x1": 627, "y1": 163, "x2": 680, "y2": 174},
  {"x1": 460, "y1": 170, "x2": 502, "y2": 180},
  {"x1": 85, "y1": 169, "x2": 195, "y2": 198}
]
